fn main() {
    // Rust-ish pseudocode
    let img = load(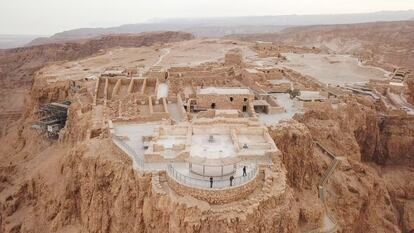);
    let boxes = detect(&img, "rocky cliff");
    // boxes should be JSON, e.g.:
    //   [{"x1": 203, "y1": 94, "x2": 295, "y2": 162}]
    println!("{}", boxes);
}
[
  {"x1": 291, "y1": 98, "x2": 414, "y2": 232},
  {"x1": 0, "y1": 80, "x2": 302, "y2": 233},
  {"x1": 268, "y1": 121, "x2": 325, "y2": 231},
  {"x1": 1, "y1": 83, "x2": 413, "y2": 233},
  {"x1": 1, "y1": 33, "x2": 413, "y2": 232},
  {"x1": 0, "y1": 119, "x2": 300, "y2": 233},
  {"x1": 269, "y1": 121, "x2": 320, "y2": 190},
  {"x1": 294, "y1": 98, "x2": 414, "y2": 165}
]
